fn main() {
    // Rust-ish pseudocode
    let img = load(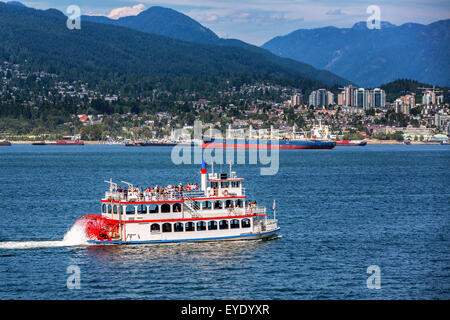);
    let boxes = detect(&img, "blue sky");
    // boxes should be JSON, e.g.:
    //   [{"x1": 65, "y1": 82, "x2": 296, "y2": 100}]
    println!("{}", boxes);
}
[{"x1": 19, "y1": 0, "x2": 450, "y2": 45}]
